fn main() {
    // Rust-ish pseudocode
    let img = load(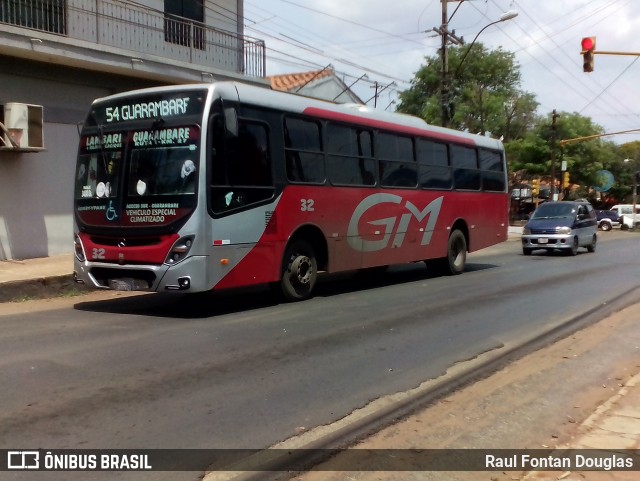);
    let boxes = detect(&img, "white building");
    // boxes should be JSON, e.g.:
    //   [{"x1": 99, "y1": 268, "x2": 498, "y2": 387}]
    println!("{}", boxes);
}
[
  {"x1": 268, "y1": 68, "x2": 365, "y2": 105},
  {"x1": 0, "y1": 0, "x2": 266, "y2": 260}
]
